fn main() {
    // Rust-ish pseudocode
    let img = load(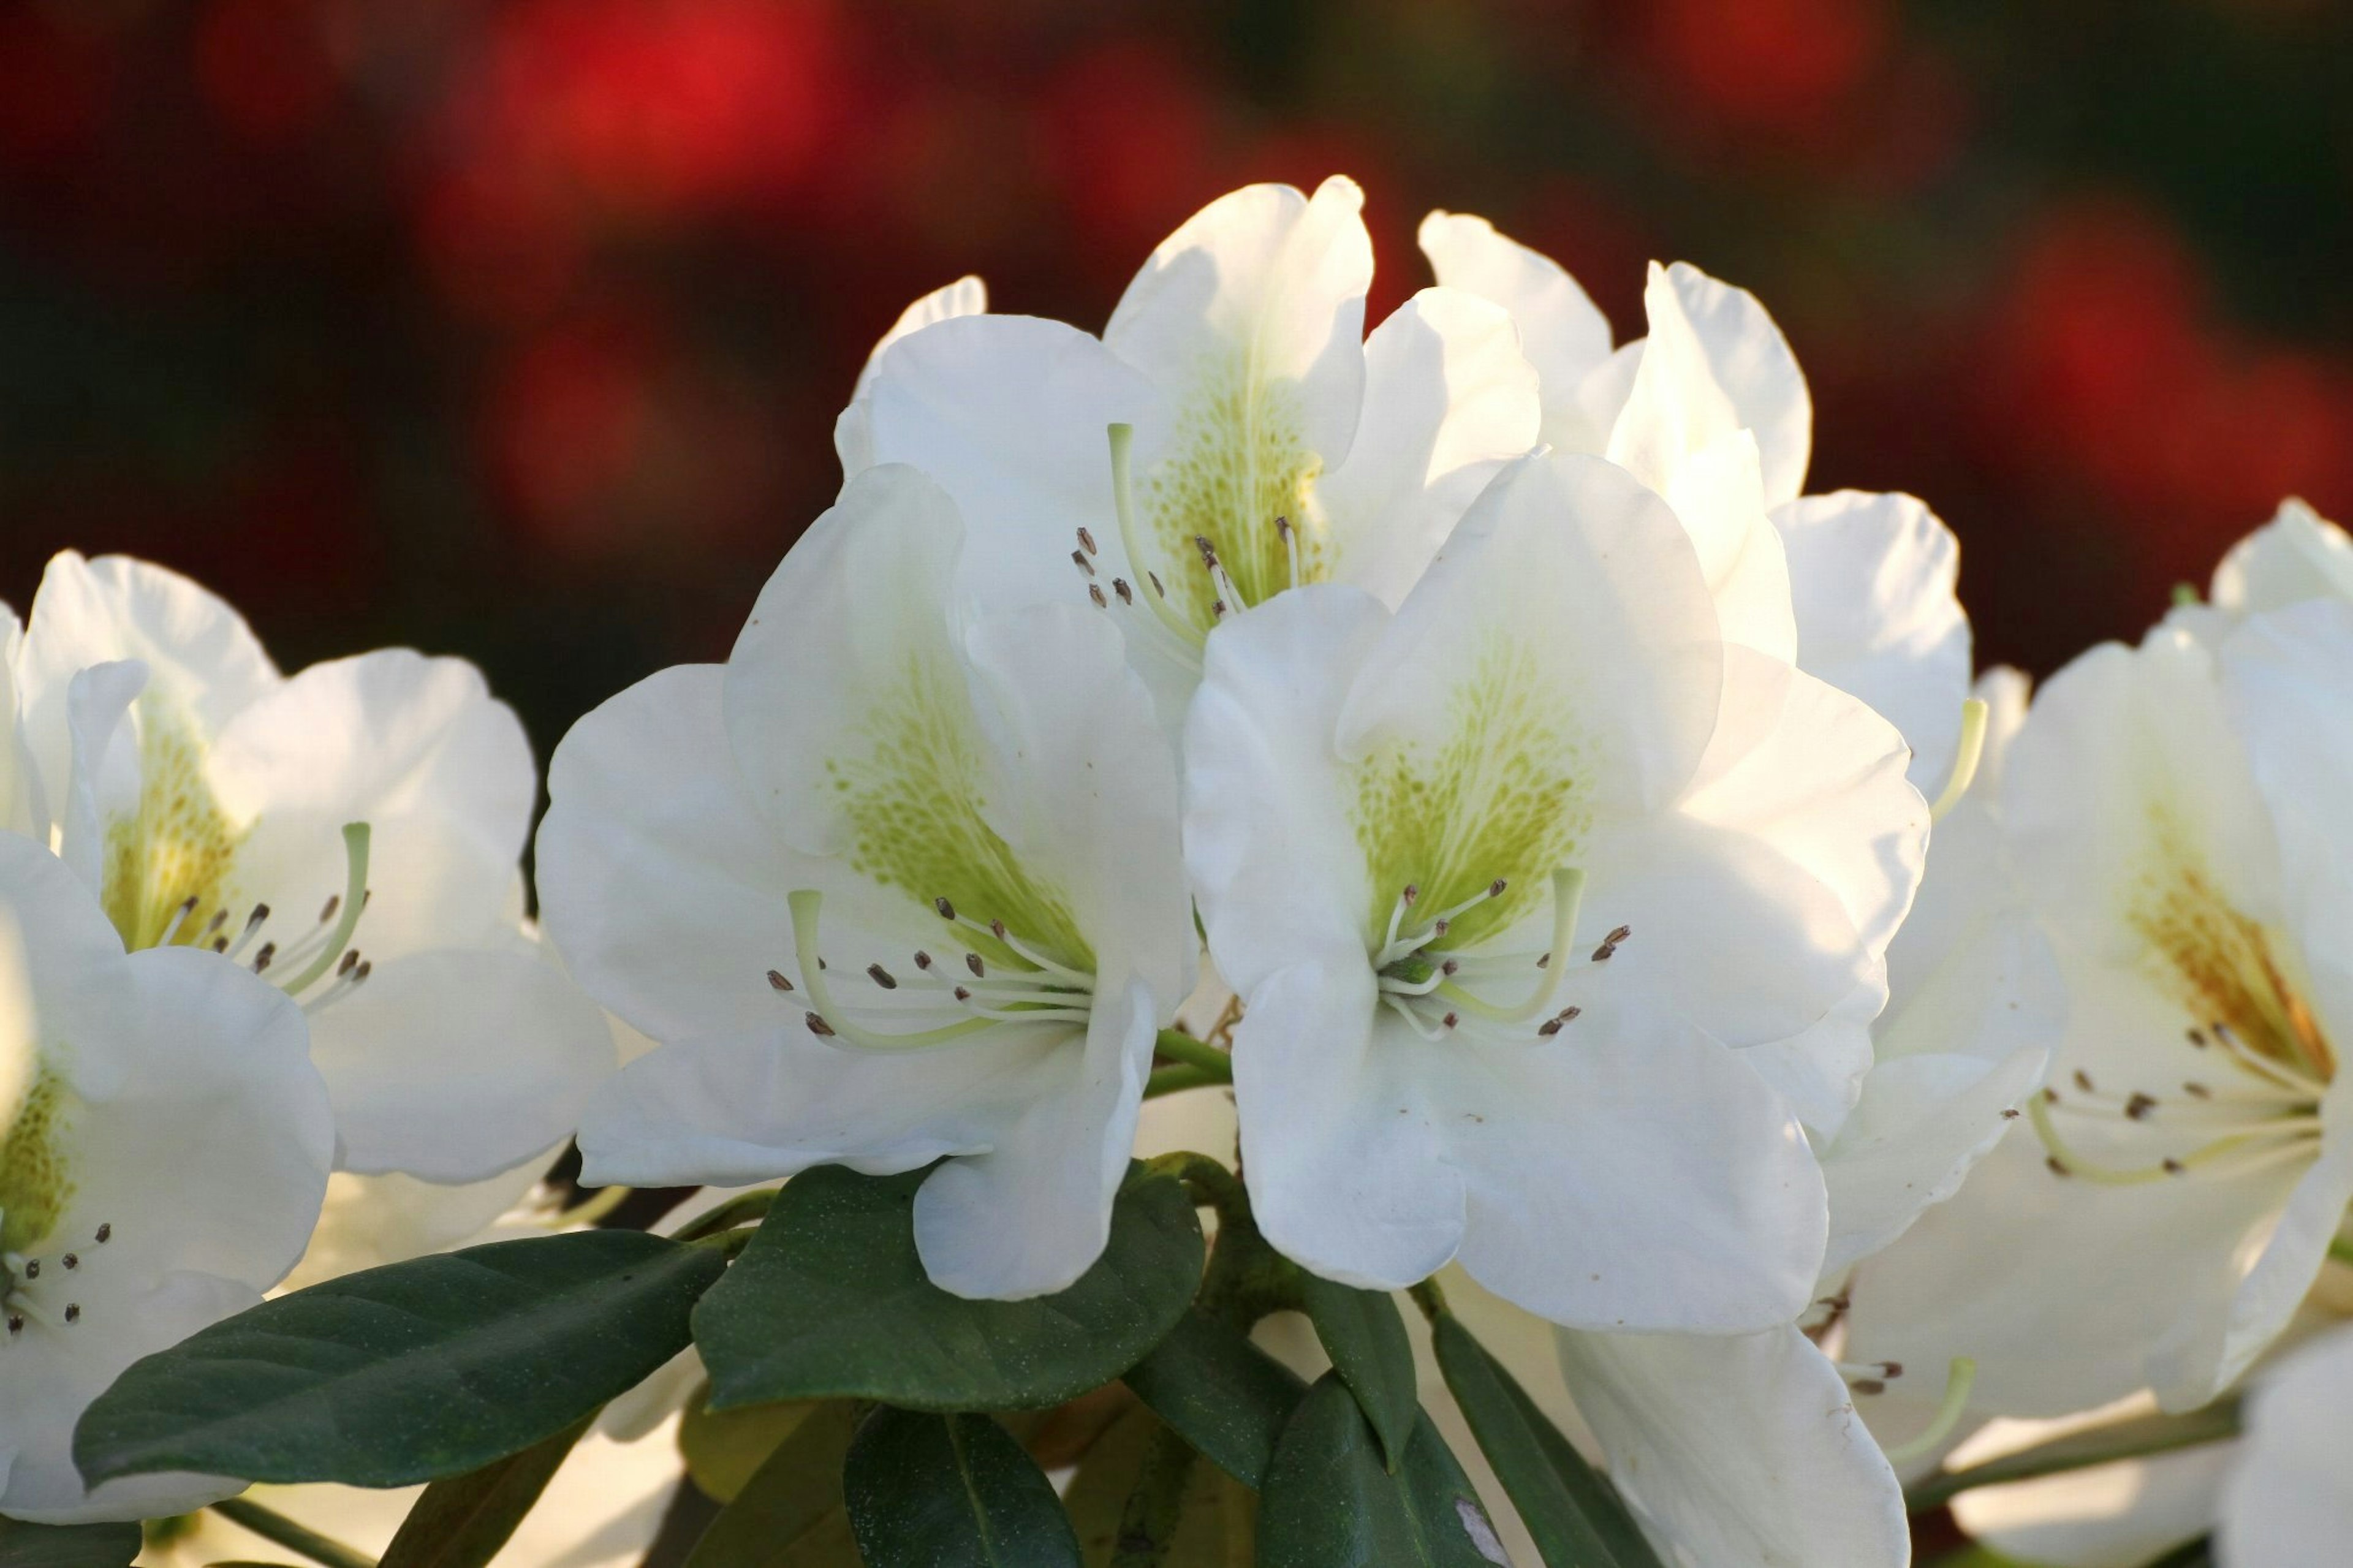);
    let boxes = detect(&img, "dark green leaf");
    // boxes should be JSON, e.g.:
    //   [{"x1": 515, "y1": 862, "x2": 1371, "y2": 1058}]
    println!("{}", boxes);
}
[
  {"x1": 377, "y1": 1415, "x2": 594, "y2": 1568},
  {"x1": 694, "y1": 1164, "x2": 1203, "y2": 1413},
  {"x1": 1257, "y1": 1375, "x2": 1509, "y2": 1568},
  {"x1": 1906, "y1": 1401, "x2": 2240, "y2": 1509},
  {"x1": 1430, "y1": 1312, "x2": 1661, "y2": 1567},
  {"x1": 1298, "y1": 1274, "x2": 1419, "y2": 1471},
  {"x1": 0, "y1": 1518, "x2": 141, "y2": 1567},
  {"x1": 843, "y1": 1409, "x2": 1083, "y2": 1568},
  {"x1": 1121, "y1": 1309, "x2": 1306, "y2": 1488},
  {"x1": 77, "y1": 1231, "x2": 724, "y2": 1488},
  {"x1": 1064, "y1": 1408, "x2": 1256, "y2": 1567},
  {"x1": 684, "y1": 1403, "x2": 862, "y2": 1567},
  {"x1": 678, "y1": 1385, "x2": 822, "y2": 1504}
]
